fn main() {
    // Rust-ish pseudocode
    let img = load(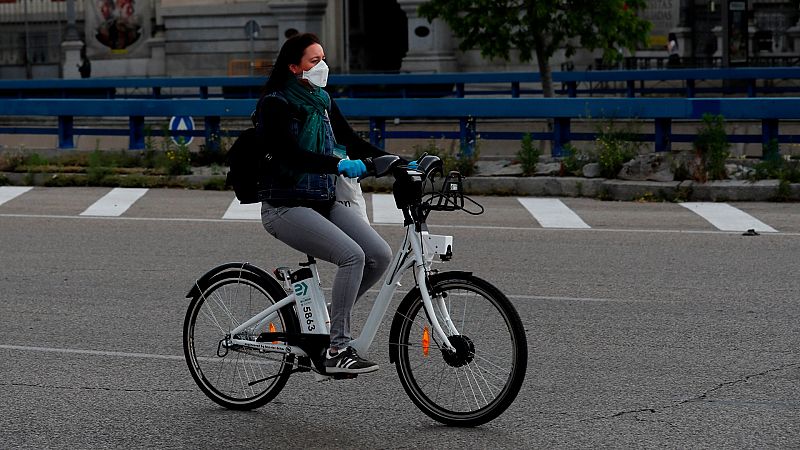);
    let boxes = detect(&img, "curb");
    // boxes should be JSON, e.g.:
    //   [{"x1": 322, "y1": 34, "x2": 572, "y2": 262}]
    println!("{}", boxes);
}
[
  {"x1": 362, "y1": 176, "x2": 800, "y2": 202},
  {"x1": 3, "y1": 171, "x2": 799, "y2": 202}
]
